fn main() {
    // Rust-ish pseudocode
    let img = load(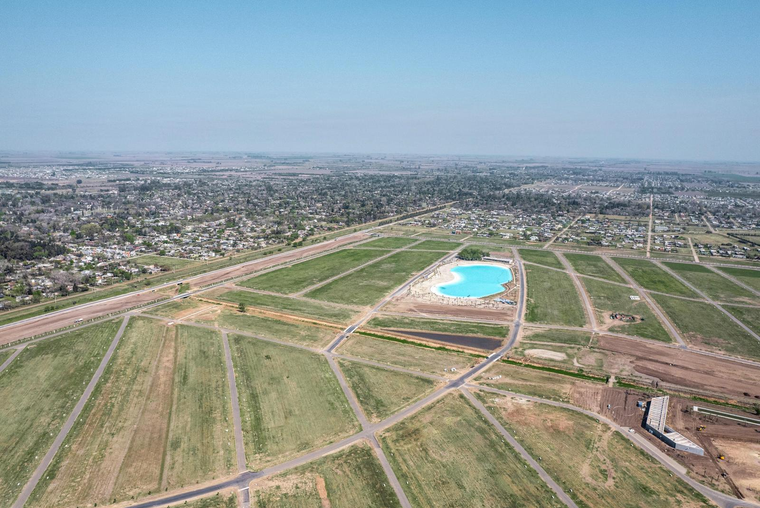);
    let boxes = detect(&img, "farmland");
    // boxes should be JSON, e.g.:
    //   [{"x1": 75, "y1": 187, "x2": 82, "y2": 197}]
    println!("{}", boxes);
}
[
  {"x1": 306, "y1": 250, "x2": 444, "y2": 305},
  {"x1": 564, "y1": 253, "x2": 625, "y2": 283},
  {"x1": 475, "y1": 393, "x2": 713, "y2": 508},
  {"x1": 519, "y1": 249, "x2": 564, "y2": 269},
  {"x1": 379, "y1": 393, "x2": 564, "y2": 508},
  {"x1": 229, "y1": 335, "x2": 359, "y2": 468},
  {"x1": 524, "y1": 264, "x2": 586, "y2": 327},
  {"x1": 0, "y1": 321, "x2": 120, "y2": 508},
  {"x1": 366, "y1": 314, "x2": 509, "y2": 338},
  {"x1": 662, "y1": 262, "x2": 757, "y2": 305},
  {"x1": 613, "y1": 258, "x2": 698, "y2": 298},
  {"x1": 338, "y1": 359, "x2": 440, "y2": 421},
  {"x1": 251, "y1": 443, "x2": 401, "y2": 508},
  {"x1": 239, "y1": 248, "x2": 388, "y2": 294}
]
